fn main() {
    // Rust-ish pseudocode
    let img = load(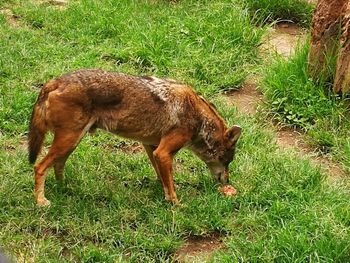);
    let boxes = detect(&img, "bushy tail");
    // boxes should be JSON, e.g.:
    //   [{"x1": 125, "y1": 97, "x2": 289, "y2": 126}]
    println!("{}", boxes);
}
[
  {"x1": 28, "y1": 79, "x2": 60, "y2": 163},
  {"x1": 28, "y1": 102, "x2": 47, "y2": 164}
]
